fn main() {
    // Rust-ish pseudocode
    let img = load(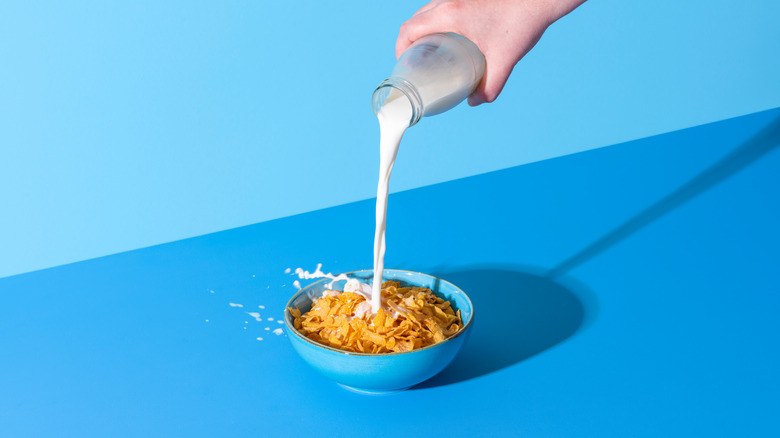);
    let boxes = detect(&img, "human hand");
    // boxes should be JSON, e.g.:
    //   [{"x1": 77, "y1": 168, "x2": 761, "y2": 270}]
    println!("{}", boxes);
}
[{"x1": 396, "y1": 0, "x2": 586, "y2": 106}]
